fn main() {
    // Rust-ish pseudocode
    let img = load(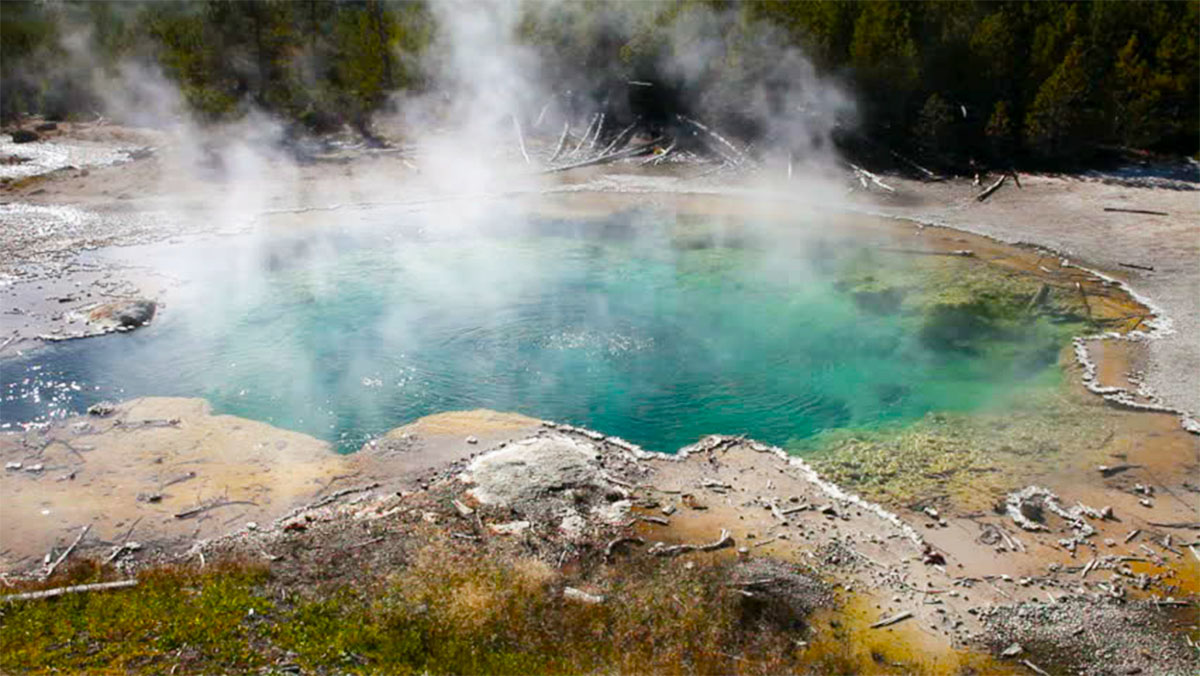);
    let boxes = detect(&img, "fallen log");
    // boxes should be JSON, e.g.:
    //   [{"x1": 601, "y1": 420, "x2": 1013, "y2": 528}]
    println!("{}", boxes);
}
[
  {"x1": 1103, "y1": 207, "x2": 1169, "y2": 216},
  {"x1": 976, "y1": 175, "x2": 1007, "y2": 202},
  {"x1": 3, "y1": 579, "x2": 138, "y2": 603}
]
